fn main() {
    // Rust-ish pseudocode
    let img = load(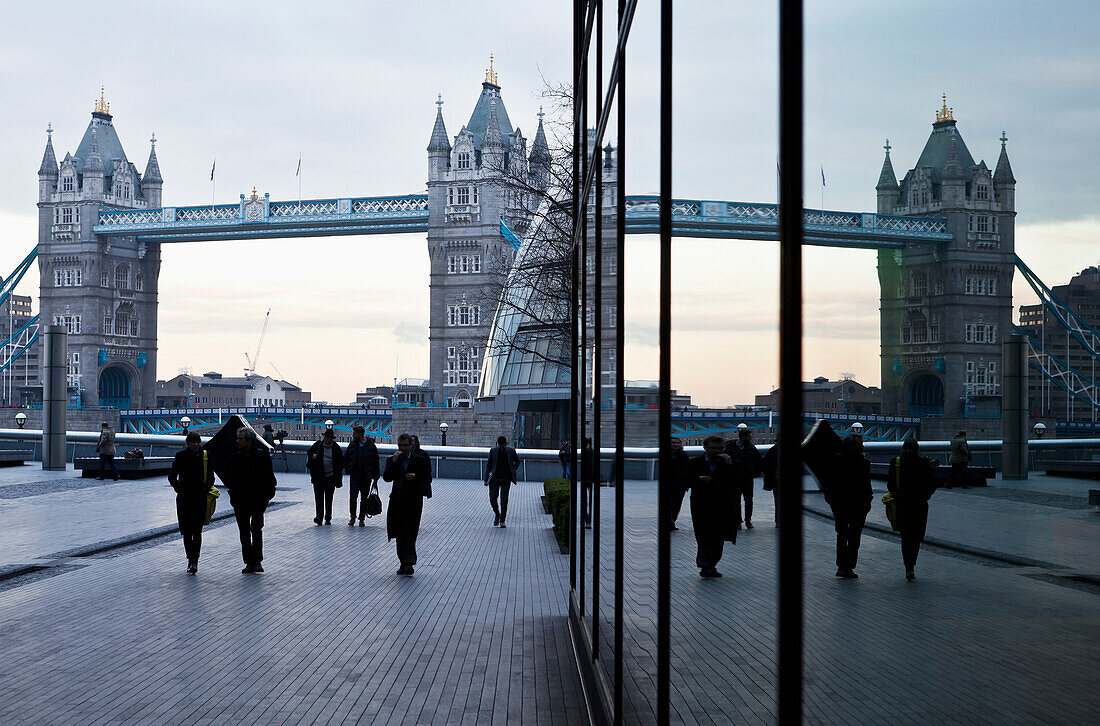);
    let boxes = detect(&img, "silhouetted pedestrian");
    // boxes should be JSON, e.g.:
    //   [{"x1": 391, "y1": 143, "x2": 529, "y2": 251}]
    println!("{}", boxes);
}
[
  {"x1": 383, "y1": 433, "x2": 433, "y2": 575},
  {"x1": 307, "y1": 429, "x2": 344, "y2": 525},
  {"x1": 345, "y1": 425, "x2": 380, "y2": 526},
  {"x1": 581, "y1": 438, "x2": 595, "y2": 527},
  {"x1": 725, "y1": 425, "x2": 763, "y2": 529},
  {"x1": 228, "y1": 427, "x2": 277, "y2": 574},
  {"x1": 762, "y1": 443, "x2": 780, "y2": 526},
  {"x1": 689, "y1": 435, "x2": 739, "y2": 578},
  {"x1": 168, "y1": 432, "x2": 214, "y2": 574},
  {"x1": 947, "y1": 430, "x2": 971, "y2": 488},
  {"x1": 887, "y1": 439, "x2": 937, "y2": 581},
  {"x1": 558, "y1": 439, "x2": 571, "y2": 480},
  {"x1": 96, "y1": 422, "x2": 119, "y2": 481},
  {"x1": 261, "y1": 424, "x2": 276, "y2": 448},
  {"x1": 826, "y1": 434, "x2": 873, "y2": 578},
  {"x1": 669, "y1": 438, "x2": 692, "y2": 530},
  {"x1": 485, "y1": 436, "x2": 519, "y2": 527}
]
